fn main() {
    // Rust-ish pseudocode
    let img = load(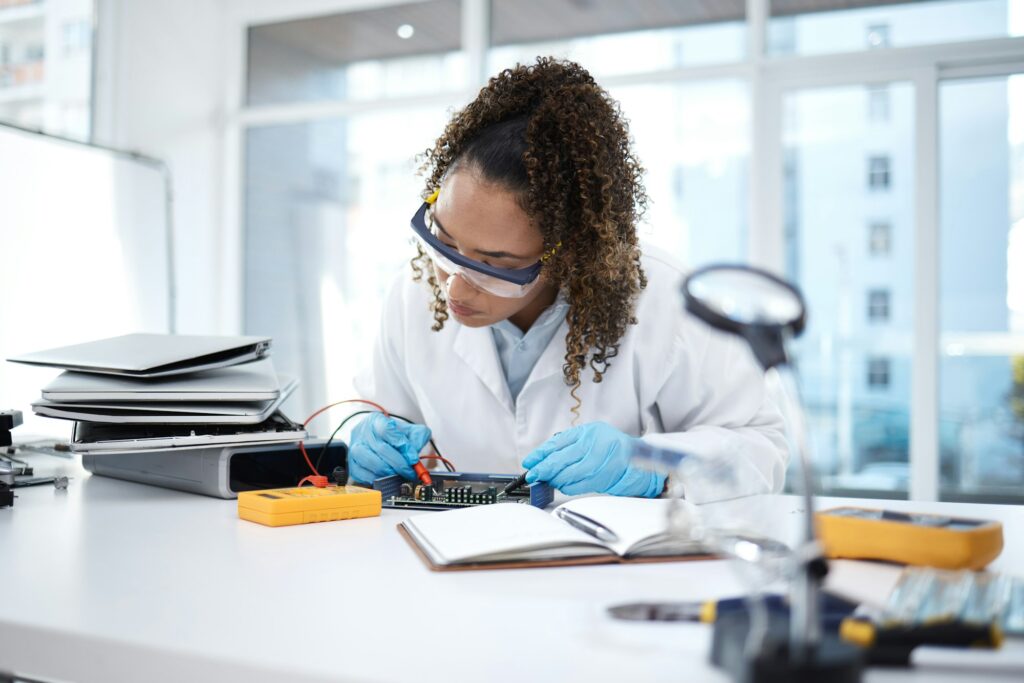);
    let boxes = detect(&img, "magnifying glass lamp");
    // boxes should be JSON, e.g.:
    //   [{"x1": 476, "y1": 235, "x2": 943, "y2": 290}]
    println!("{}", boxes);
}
[{"x1": 682, "y1": 264, "x2": 863, "y2": 683}]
